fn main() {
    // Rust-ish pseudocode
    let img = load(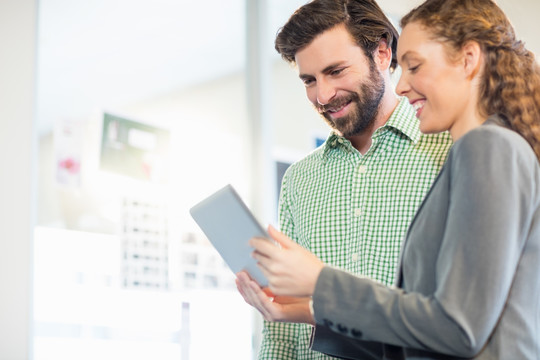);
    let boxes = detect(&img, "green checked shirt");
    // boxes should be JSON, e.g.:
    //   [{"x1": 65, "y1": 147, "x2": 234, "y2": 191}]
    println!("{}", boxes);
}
[{"x1": 258, "y1": 98, "x2": 452, "y2": 360}]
